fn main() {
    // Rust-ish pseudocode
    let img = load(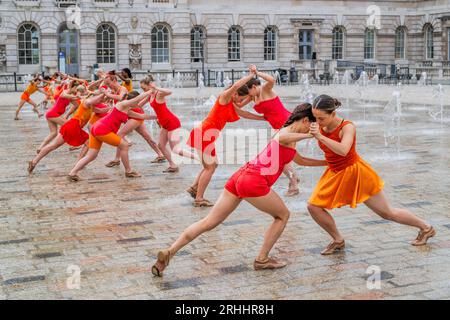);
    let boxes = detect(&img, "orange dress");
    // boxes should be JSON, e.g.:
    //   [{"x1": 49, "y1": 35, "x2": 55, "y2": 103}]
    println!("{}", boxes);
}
[
  {"x1": 309, "y1": 120, "x2": 384, "y2": 209},
  {"x1": 21, "y1": 82, "x2": 38, "y2": 102},
  {"x1": 122, "y1": 81, "x2": 133, "y2": 93},
  {"x1": 186, "y1": 97, "x2": 240, "y2": 157}
]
